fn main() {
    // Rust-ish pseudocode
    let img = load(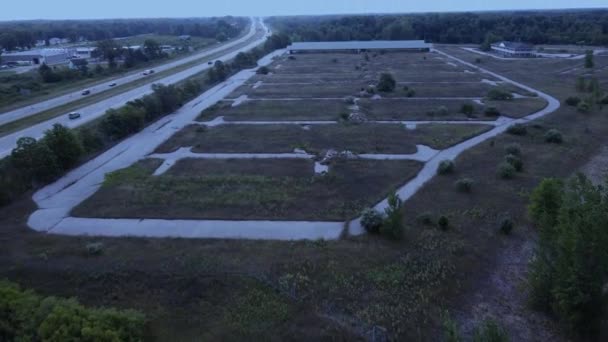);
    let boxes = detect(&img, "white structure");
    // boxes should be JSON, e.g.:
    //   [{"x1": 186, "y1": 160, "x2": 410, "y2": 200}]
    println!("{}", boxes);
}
[
  {"x1": 490, "y1": 41, "x2": 534, "y2": 57},
  {"x1": 1, "y1": 48, "x2": 70, "y2": 65},
  {"x1": 287, "y1": 40, "x2": 432, "y2": 54}
]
